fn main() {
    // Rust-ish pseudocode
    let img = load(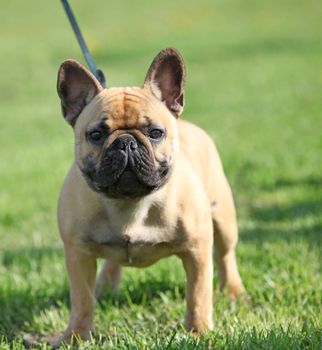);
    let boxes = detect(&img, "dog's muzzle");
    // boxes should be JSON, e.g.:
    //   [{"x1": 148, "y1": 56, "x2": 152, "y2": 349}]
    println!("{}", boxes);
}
[{"x1": 81, "y1": 134, "x2": 171, "y2": 198}]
